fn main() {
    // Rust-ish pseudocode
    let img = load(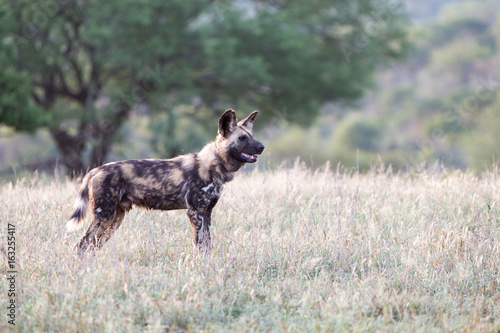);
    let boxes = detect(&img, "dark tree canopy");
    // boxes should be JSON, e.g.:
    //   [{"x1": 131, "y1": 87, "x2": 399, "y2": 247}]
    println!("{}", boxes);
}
[{"x1": 0, "y1": 0, "x2": 409, "y2": 175}]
